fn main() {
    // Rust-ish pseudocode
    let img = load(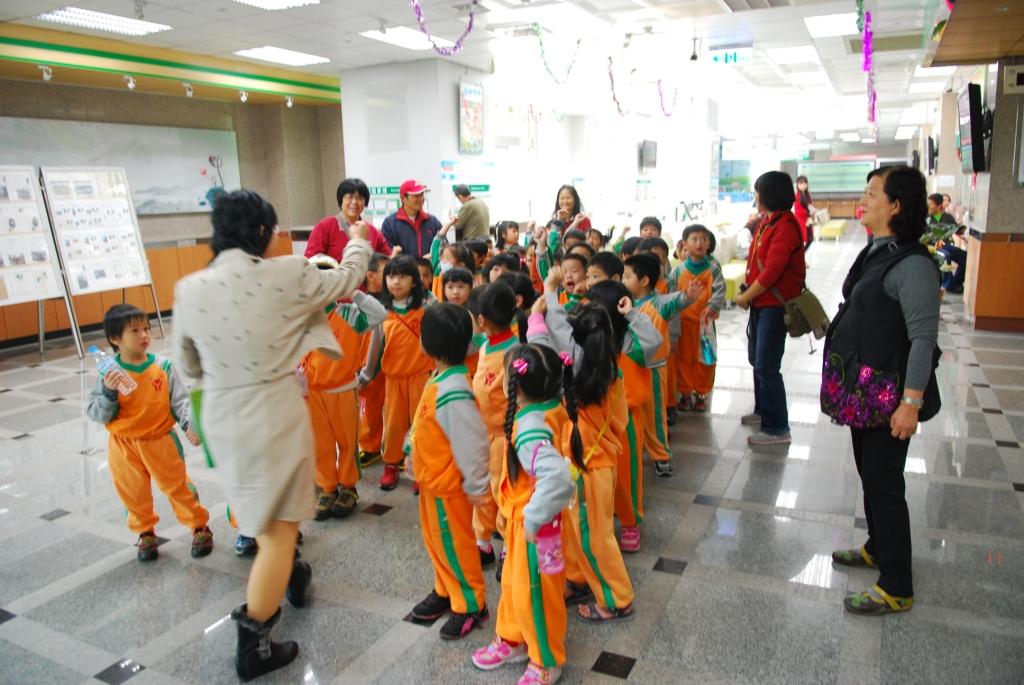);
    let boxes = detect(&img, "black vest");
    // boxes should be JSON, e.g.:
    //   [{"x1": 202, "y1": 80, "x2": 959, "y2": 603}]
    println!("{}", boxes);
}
[{"x1": 825, "y1": 240, "x2": 941, "y2": 421}]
